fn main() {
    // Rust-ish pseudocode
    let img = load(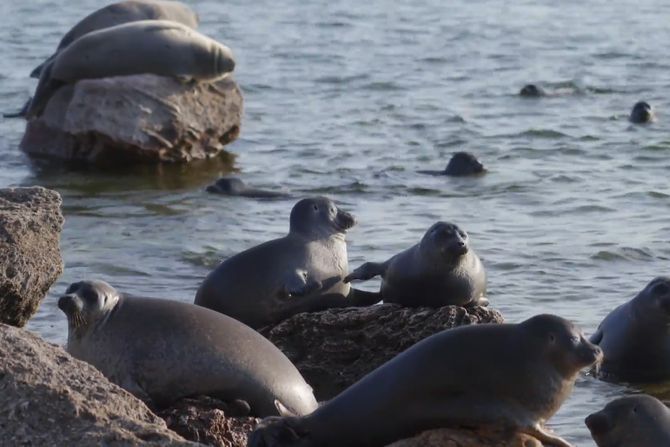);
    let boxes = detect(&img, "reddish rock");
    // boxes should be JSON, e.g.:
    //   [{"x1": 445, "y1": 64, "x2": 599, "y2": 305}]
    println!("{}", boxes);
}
[{"x1": 389, "y1": 428, "x2": 543, "y2": 447}]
